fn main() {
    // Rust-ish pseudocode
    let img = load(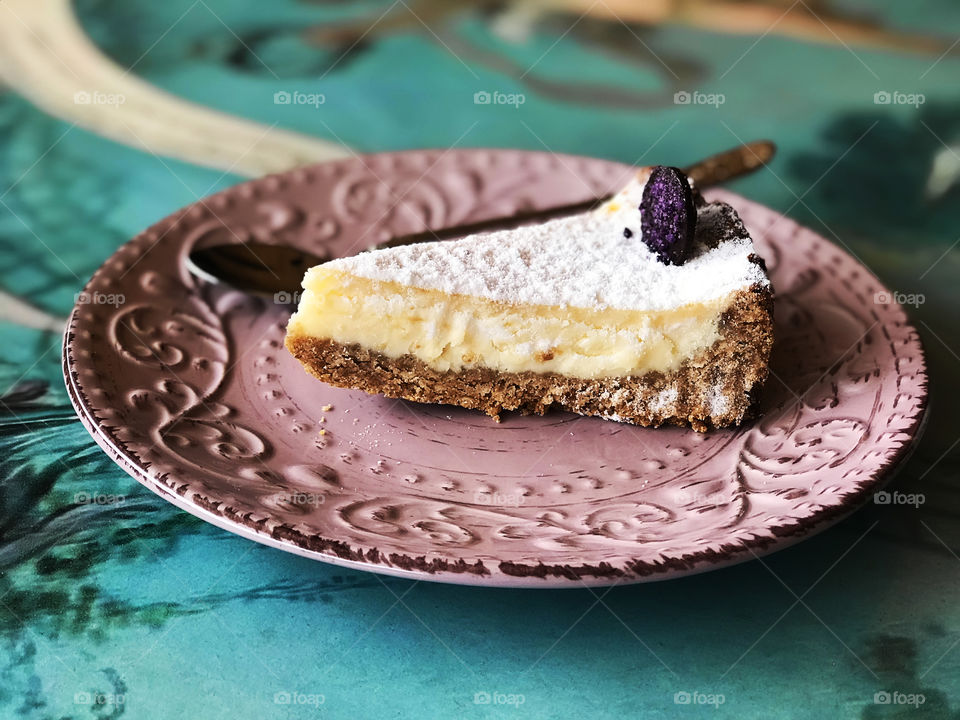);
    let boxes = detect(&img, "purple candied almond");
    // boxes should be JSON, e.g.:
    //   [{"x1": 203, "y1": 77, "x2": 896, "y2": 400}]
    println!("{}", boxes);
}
[{"x1": 639, "y1": 165, "x2": 696, "y2": 265}]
